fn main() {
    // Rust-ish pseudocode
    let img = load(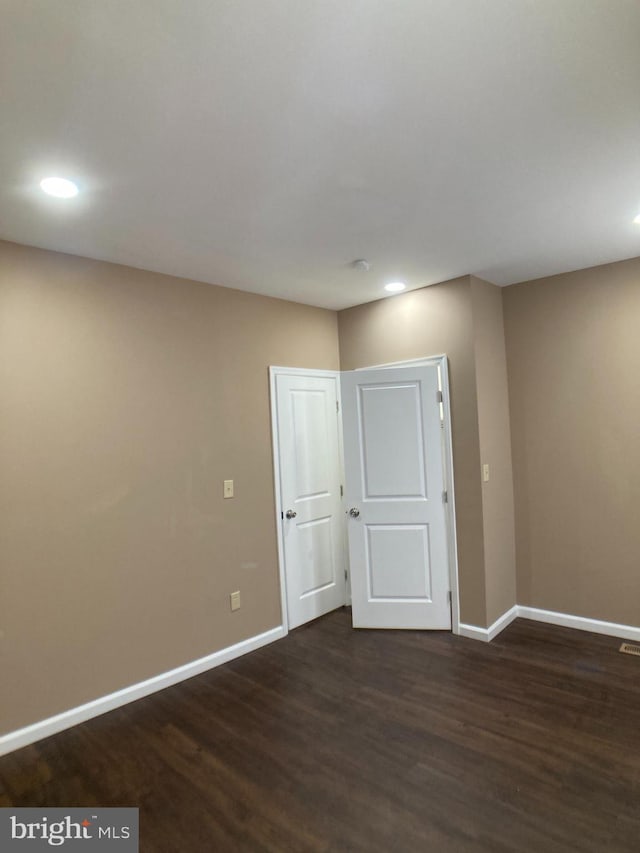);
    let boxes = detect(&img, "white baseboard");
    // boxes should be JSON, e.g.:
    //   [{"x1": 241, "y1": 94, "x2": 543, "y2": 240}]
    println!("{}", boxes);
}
[
  {"x1": 457, "y1": 623, "x2": 490, "y2": 642},
  {"x1": 459, "y1": 604, "x2": 640, "y2": 645},
  {"x1": 488, "y1": 605, "x2": 519, "y2": 640},
  {"x1": 0, "y1": 625, "x2": 285, "y2": 758},
  {"x1": 458, "y1": 604, "x2": 518, "y2": 643},
  {"x1": 517, "y1": 606, "x2": 640, "y2": 643}
]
